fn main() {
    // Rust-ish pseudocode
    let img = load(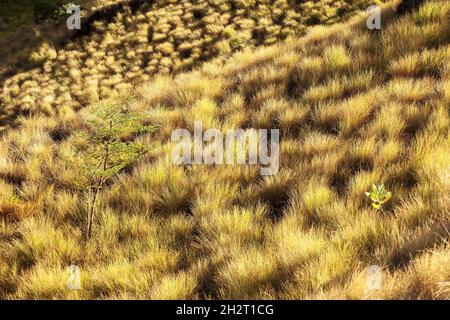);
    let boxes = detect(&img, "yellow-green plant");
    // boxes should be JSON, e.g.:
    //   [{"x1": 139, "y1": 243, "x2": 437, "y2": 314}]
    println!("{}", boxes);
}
[
  {"x1": 365, "y1": 184, "x2": 392, "y2": 209},
  {"x1": 68, "y1": 97, "x2": 155, "y2": 239}
]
